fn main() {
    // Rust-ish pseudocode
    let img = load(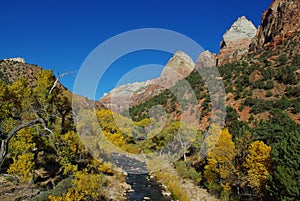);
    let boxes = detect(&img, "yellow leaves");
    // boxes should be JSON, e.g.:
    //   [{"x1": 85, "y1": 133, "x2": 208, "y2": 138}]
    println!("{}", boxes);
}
[
  {"x1": 103, "y1": 131, "x2": 125, "y2": 148},
  {"x1": 72, "y1": 170, "x2": 105, "y2": 200},
  {"x1": 10, "y1": 128, "x2": 36, "y2": 154},
  {"x1": 204, "y1": 127, "x2": 235, "y2": 191},
  {"x1": 90, "y1": 159, "x2": 114, "y2": 175},
  {"x1": 8, "y1": 78, "x2": 32, "y2": 109},
  {"x1": 49, "y1": 170, "x2": 105, "y2": 201},
  {"x1": 243, "y1": 141, "x2": 272, "y2": 192},
  {"x1": 135, "y1": 118, "x2": 151, "y2": 127},
  {"x1": 34, "y1": 69, "x2": 55, "y2": 94},
  {"x1": 8, "y1": 128, "x2": 36, "y2": 182},
  {"x1": 48, "y1": 195, "x2": 63, "y2": 201},
  {"x1": 204, "y1": 124, "x2": 222, "y2": 153},
  {"x1": 62, "y1": 162, "x2": 78, "y2": 175},
  {"x1": 61, "y1": 131, "x2": 86, "y2": 156},
  {"x1": 7, "y1": 152, "x2": 35, "y2": 182}
]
